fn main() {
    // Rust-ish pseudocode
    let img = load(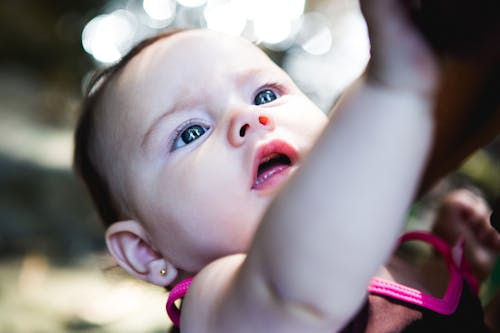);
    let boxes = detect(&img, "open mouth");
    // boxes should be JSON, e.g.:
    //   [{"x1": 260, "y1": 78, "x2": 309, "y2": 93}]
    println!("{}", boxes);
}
[{"x1": 251, "y1": 141, "x2": 297, "y2": 190}]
